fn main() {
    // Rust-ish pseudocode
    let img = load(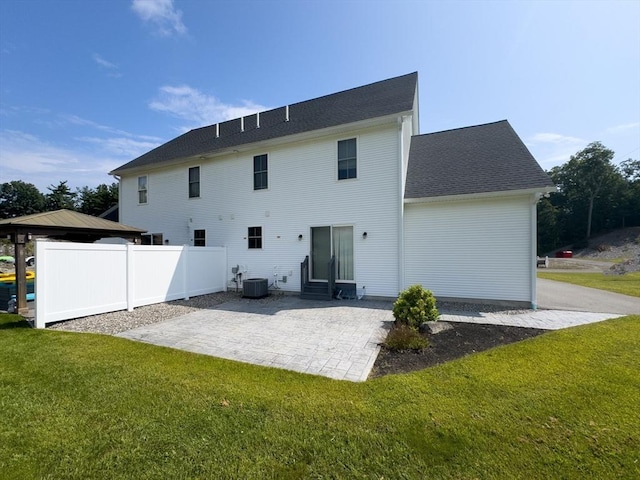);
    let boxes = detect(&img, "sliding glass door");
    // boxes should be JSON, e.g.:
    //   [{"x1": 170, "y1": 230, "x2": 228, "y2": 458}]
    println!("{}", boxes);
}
[{"x1": 310, "y1": 225, "x2": 354, "y2": 281}]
